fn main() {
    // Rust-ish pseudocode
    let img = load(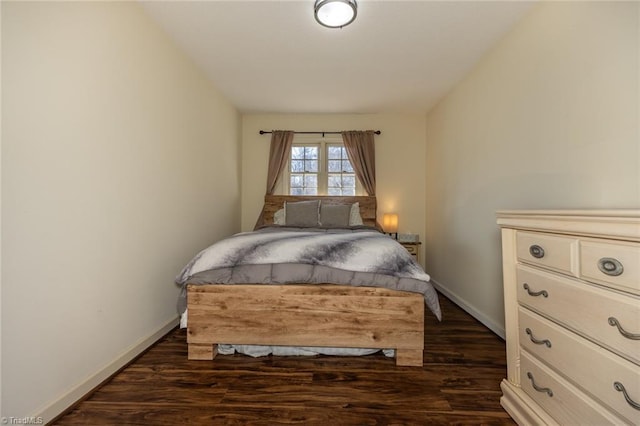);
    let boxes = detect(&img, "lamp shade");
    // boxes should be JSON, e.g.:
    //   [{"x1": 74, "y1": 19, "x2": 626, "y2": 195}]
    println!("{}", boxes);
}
[
  {"x1": 314, "y1": 0, "x2": 357, "y2": 28},
  {"x1": 382, "y1": 213, "x2": 398, "y2": 233}
]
